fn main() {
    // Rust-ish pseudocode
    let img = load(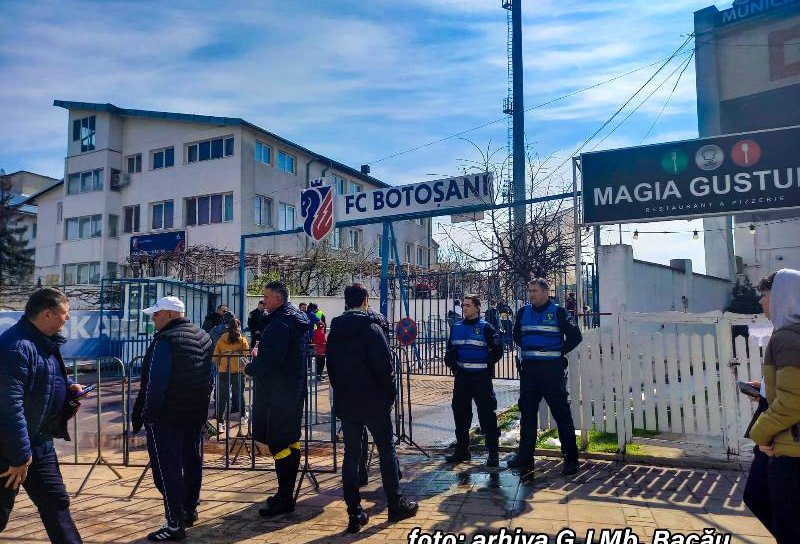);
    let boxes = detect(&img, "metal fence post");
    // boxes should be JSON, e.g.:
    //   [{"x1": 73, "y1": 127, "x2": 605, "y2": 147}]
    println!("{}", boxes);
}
[{"x1": 716, "y1": 315, "x2": 741, "y2": 456}]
